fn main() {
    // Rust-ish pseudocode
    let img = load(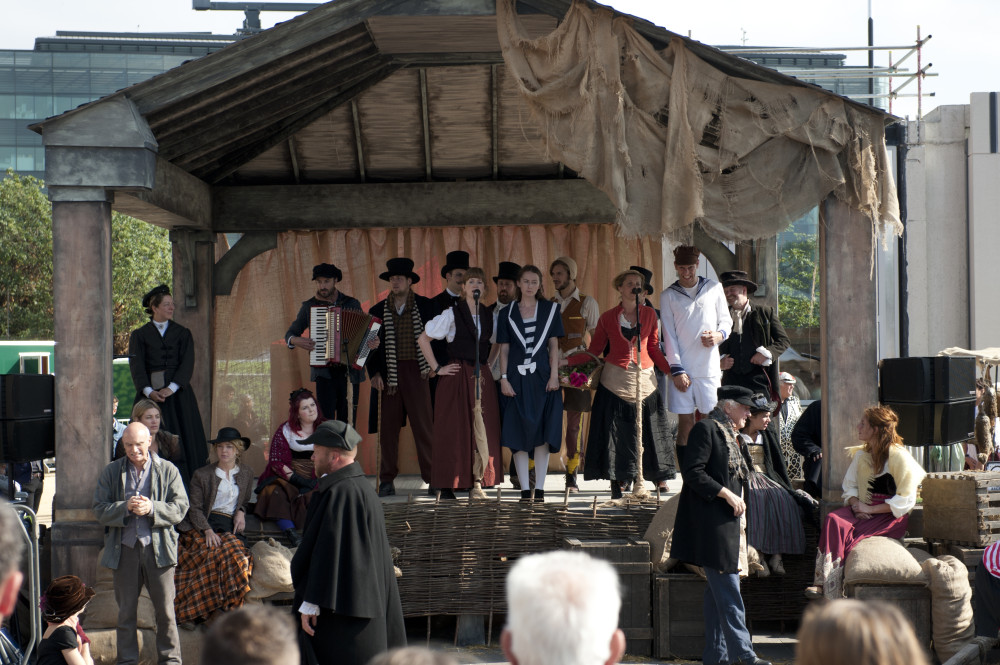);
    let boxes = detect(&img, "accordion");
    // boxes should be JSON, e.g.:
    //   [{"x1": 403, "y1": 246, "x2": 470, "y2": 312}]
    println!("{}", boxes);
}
[{"x1": 309, "y1": 306, "x2": 382, "y2": 370}]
